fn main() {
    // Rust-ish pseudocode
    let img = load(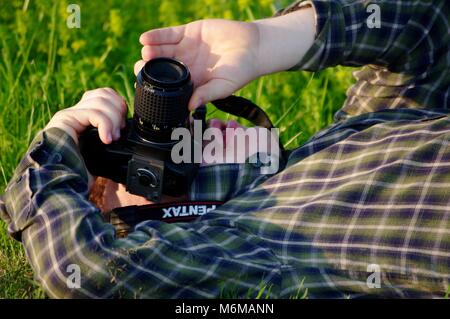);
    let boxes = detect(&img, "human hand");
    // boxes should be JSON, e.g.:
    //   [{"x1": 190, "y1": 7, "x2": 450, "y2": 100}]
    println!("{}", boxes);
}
[
  {"x1": 44, "y1": 88, "x2": 128, "y2": 189},
  {"x1": 135, "y1": 19, "x2": 261, "y2": 110},
  {"x1": 44, "y1": 88, "x2": 128, "y2": 146}
]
